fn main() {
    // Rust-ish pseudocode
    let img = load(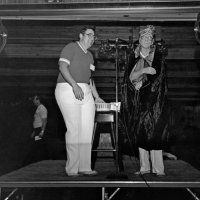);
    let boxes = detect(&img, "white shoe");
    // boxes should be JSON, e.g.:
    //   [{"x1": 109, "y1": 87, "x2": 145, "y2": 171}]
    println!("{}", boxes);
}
[
  {"x1": 67, "y1": 173, "x2": 80, "y2": 177},
  {"x1": 79, "y1": 170, "x2": 98, "y2": 176},
  {"x1": 134, "y1": 170, "x2": 150, "y2": 175},
  {"x1": 156, "y1": 172, "x2": 165, "y2": 176}
]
